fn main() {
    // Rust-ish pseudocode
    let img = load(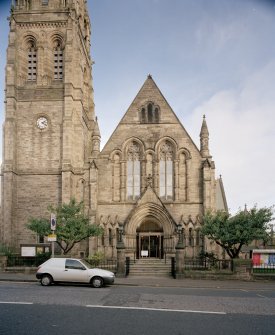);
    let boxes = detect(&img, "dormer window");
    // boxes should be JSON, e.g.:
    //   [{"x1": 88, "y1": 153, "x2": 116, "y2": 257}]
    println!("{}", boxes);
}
[{"x1": 140, "y1": 102, "x2": 160, "y2": 123}]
